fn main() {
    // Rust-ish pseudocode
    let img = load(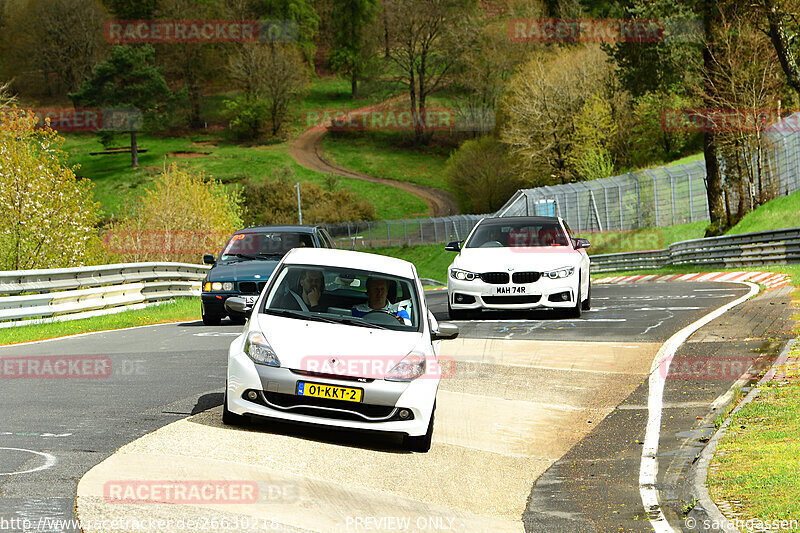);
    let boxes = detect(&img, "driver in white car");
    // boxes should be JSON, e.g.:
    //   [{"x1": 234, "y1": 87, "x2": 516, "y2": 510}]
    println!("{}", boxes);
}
[{"x1": 351, "y1": 277, "x2": 411, "y2": 325}]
